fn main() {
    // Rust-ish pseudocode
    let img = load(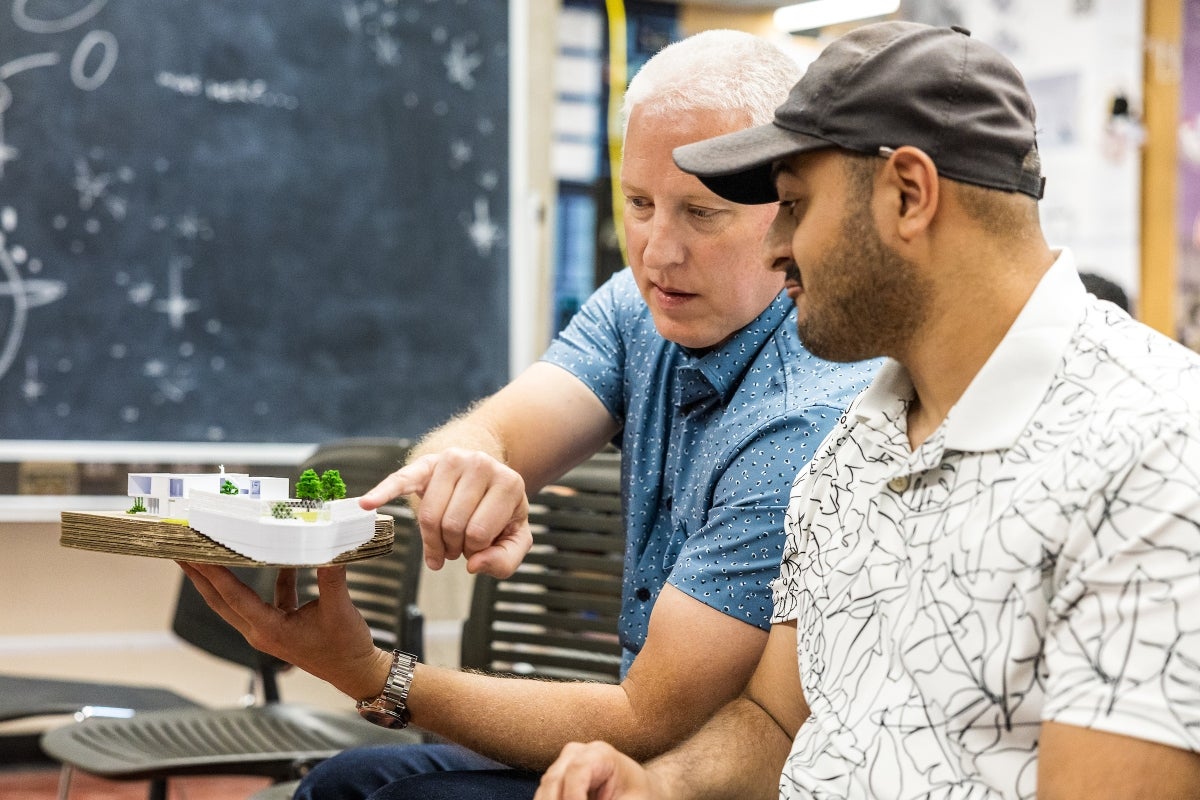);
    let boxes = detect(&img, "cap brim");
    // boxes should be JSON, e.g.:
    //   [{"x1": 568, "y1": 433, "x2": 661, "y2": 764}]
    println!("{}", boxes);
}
[{"x1": 673, "y1": 122, "x2": 833, "y2": 205}]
